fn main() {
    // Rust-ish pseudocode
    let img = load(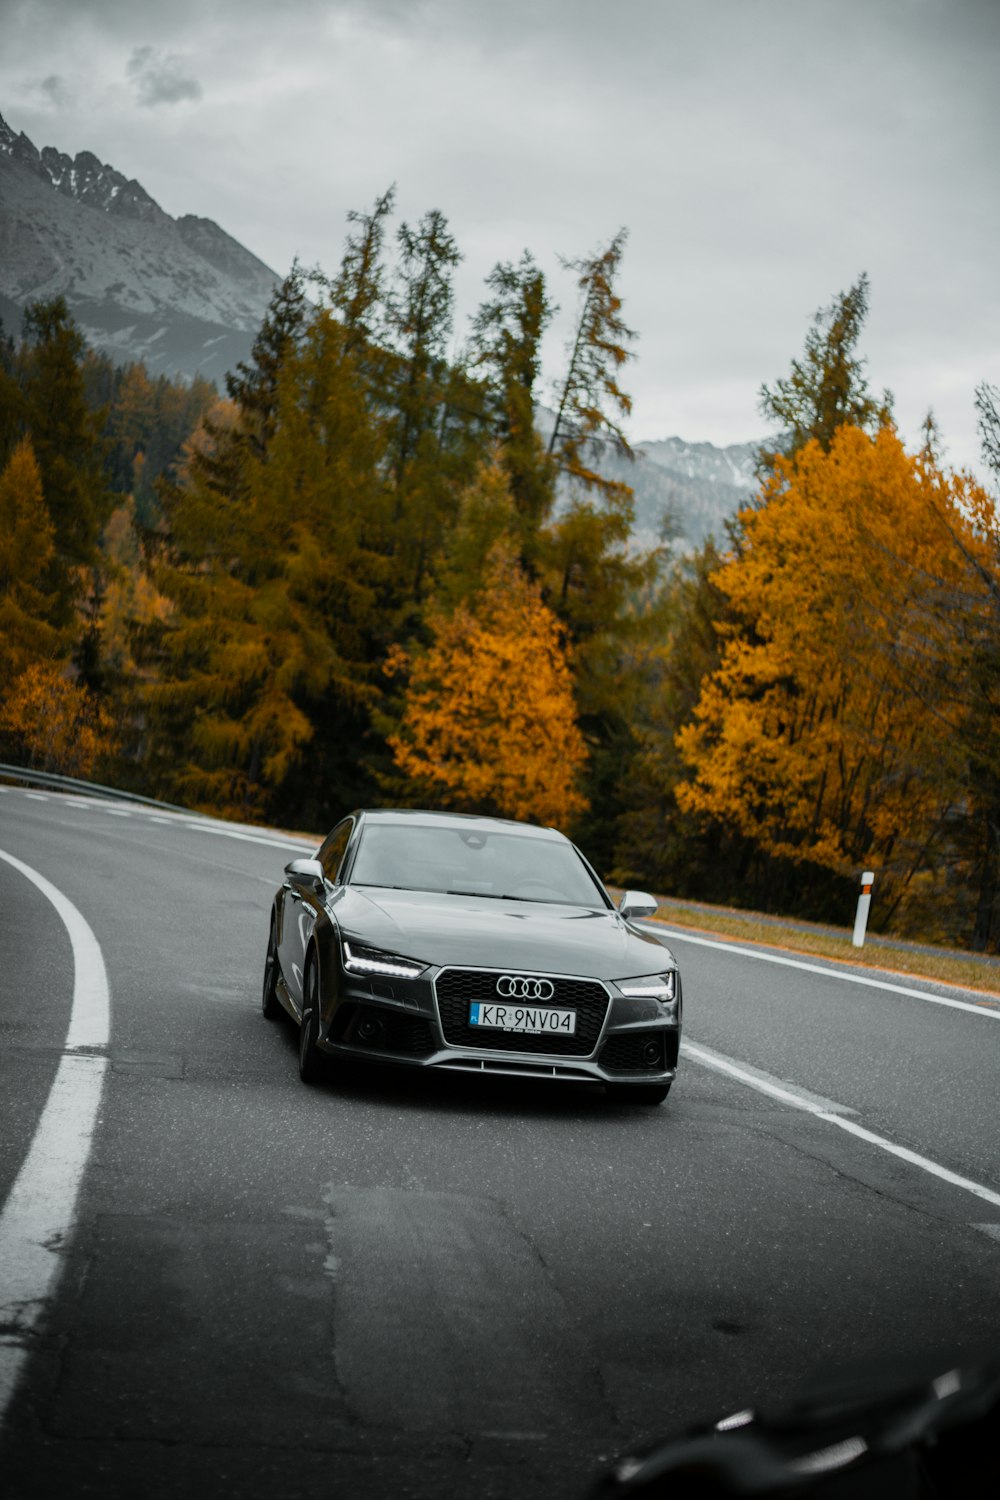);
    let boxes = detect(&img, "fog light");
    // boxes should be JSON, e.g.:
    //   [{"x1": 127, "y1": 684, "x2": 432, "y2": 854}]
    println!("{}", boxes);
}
[
  {"x1": 641, "y1": 1039, "x2": 662, "y2": 1068},
  {"x1": 356, "y1": 1013, "x2": 384, "y2": 1045}
]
